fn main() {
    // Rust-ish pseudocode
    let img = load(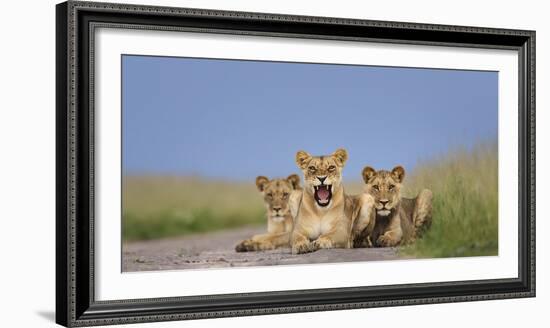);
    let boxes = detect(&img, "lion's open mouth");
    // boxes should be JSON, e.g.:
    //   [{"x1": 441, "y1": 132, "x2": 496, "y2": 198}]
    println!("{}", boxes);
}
[{"x1": 314, "y1": 184, "x2": 332, "y2": 207}]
